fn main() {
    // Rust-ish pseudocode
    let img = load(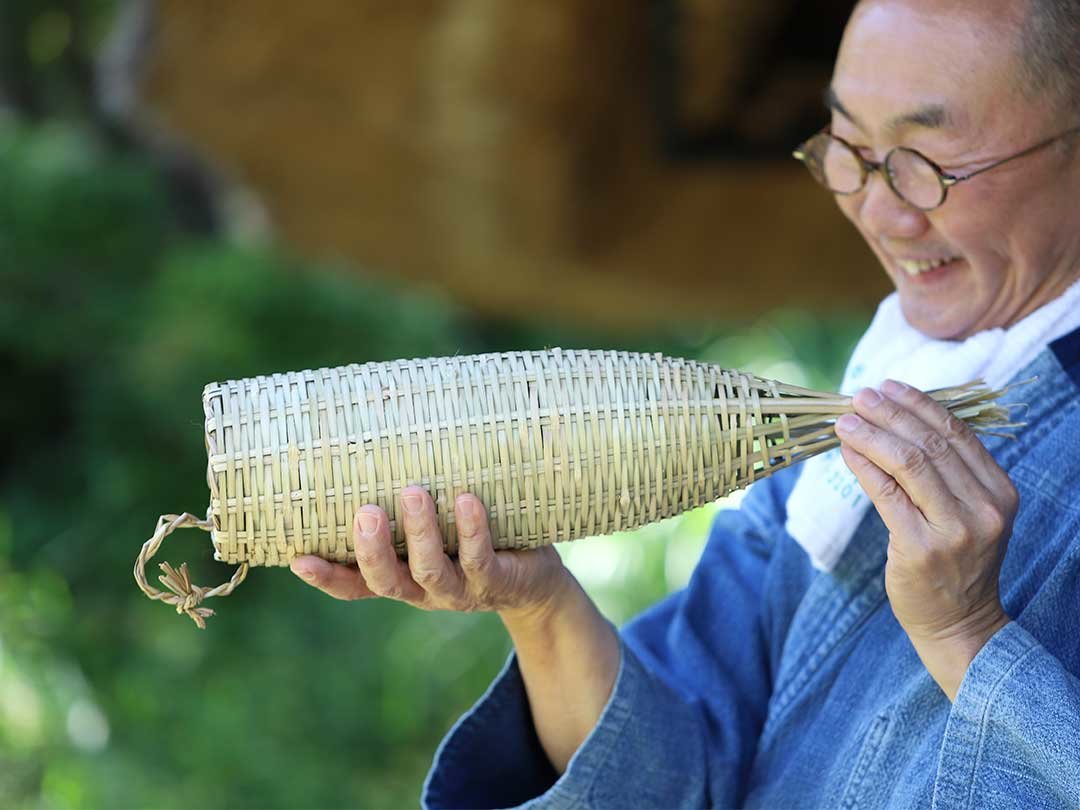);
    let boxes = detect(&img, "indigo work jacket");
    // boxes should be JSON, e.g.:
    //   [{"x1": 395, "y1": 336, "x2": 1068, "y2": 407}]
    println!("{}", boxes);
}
[{"x1": 423, "y1": 328, "x2": 1080, "y2": 809}]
